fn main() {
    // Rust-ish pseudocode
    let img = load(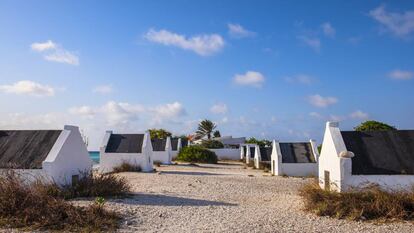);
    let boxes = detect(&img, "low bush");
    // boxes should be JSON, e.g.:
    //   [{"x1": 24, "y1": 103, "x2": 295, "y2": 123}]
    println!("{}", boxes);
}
[
  {"x1": 176, "y1": 145, "x2": 218, "y2": 164},
  {"x1": 299, "y1": 180, "x2": 414, "y2": 221},
  {"x1": 200, "y1": 140, "x2": 224, "y2": 149},
  {"x1": 112, "y1": 162, "x2": 142, "y2": 173},
  {"x1": 259, "y1": 161, "x2": 271, "y2": 170},
  {"x1": 0, "y1": 170, "x2": 120, "y2": 232},
  {"x1": 154, "y1": 161, "x2": 162, "y2": 167},
  {"x1": 54, "y1": 172, "x2": 131, "y2": 199}
]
